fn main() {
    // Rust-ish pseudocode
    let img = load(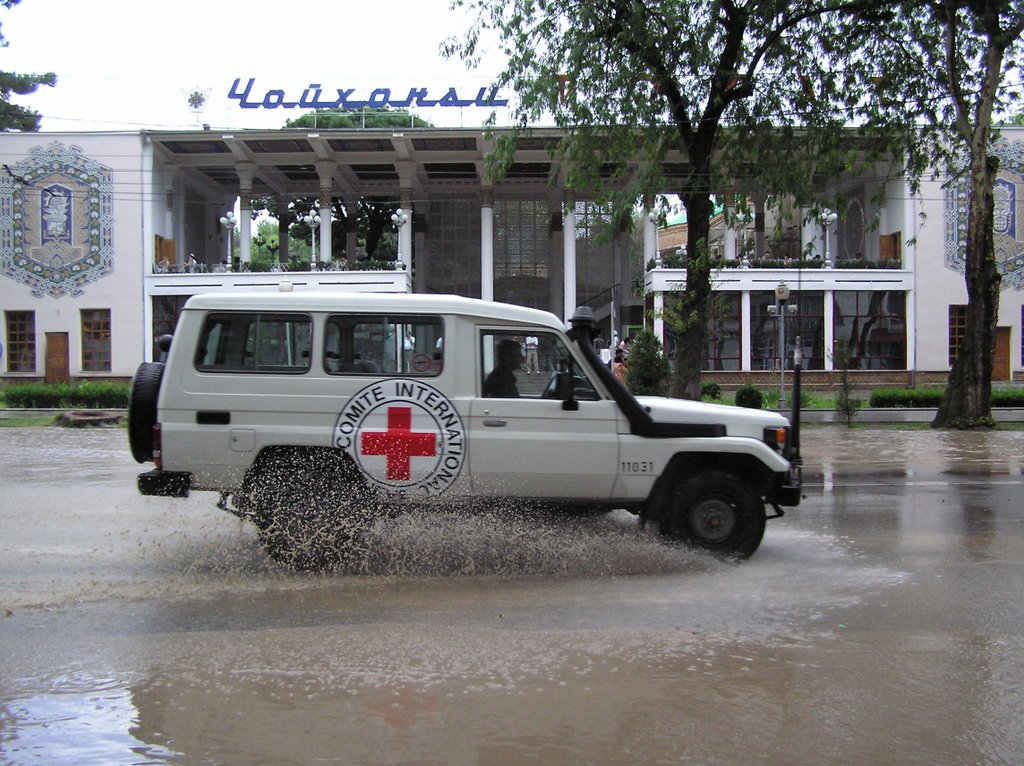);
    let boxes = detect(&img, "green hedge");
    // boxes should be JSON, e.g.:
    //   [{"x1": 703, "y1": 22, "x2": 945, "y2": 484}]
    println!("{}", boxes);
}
[
  {"x1": 1, "y1": 381, "x2": 130, "y2": 409},
  {"x1": 869, "y1": 387, "x2": 1024, "y2": 408}
]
